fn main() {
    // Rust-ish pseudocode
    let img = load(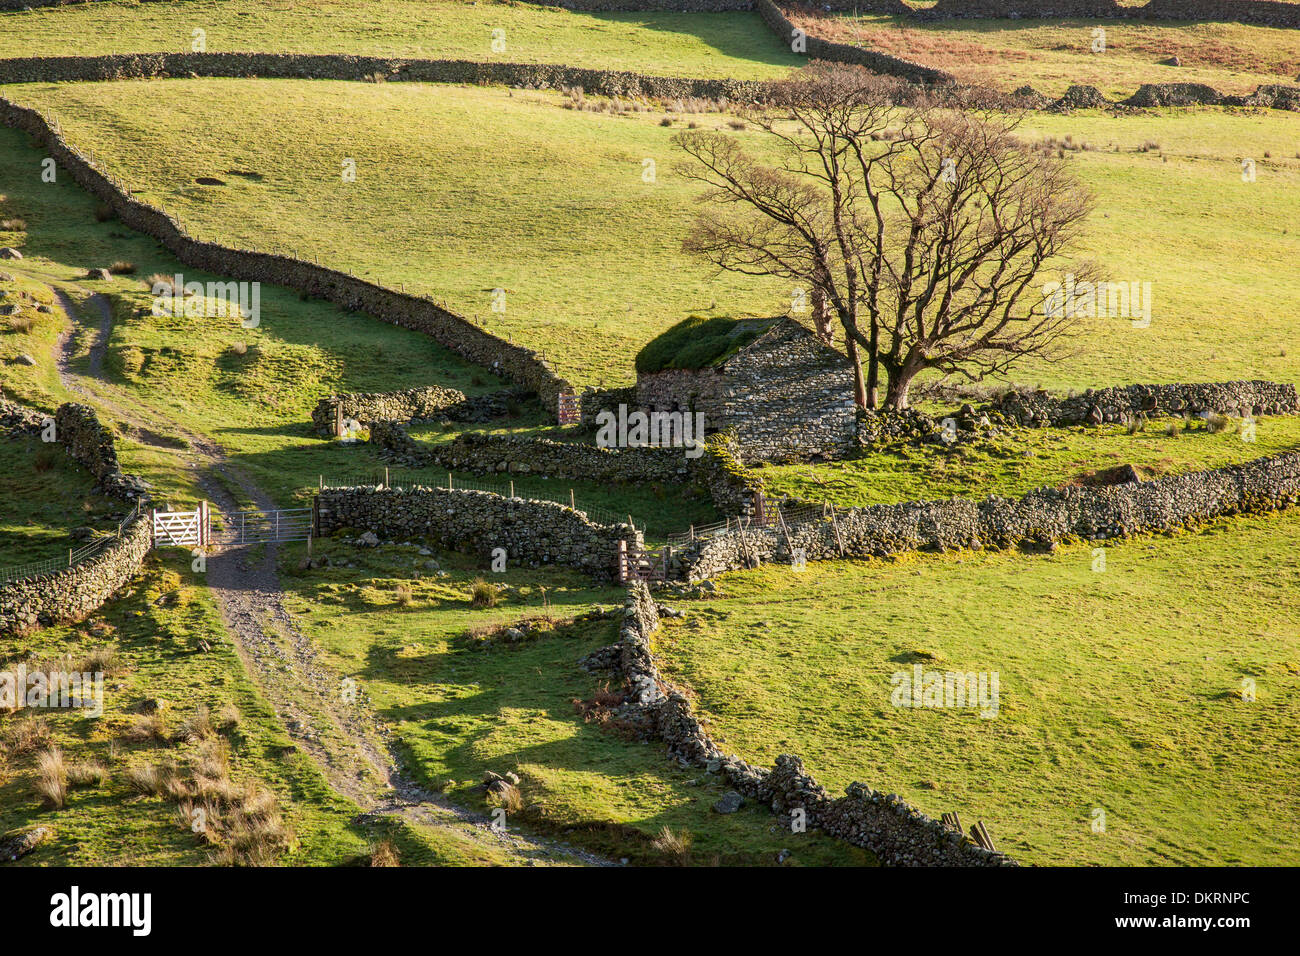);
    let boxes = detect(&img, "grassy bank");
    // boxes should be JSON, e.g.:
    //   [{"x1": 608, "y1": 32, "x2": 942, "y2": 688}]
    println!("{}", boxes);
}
[
  {"x1": 757, "y1": 415, "x2": 1300, "y2": 508},
  {"x1": 654, "y1": 508, "x2": 1300, "y2": 866}
]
